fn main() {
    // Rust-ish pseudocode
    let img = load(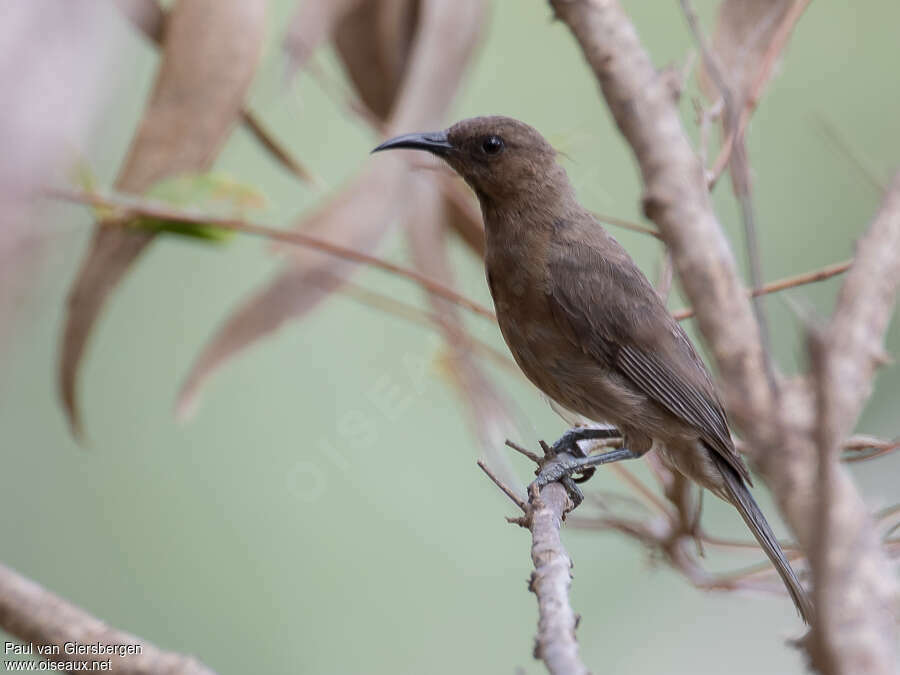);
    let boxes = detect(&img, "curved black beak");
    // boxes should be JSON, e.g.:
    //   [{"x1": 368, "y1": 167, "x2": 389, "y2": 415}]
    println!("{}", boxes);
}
[{"x1": 371, "y1": 130, "x2": 452, "y2": 156}]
